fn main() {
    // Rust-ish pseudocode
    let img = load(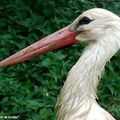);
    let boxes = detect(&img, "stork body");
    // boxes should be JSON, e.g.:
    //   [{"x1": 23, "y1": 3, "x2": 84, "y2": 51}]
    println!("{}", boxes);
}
[{"x1": 0, "y1": 8, "x2": 119, "y2": 120}]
